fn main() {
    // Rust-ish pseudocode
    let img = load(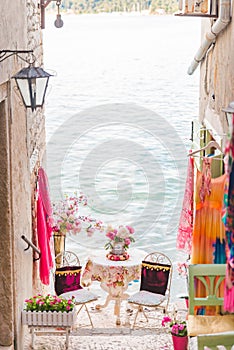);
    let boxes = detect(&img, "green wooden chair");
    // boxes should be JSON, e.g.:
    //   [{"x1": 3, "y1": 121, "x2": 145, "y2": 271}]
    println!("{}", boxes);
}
[
  {"x1": 196, "y1": 332, "x2": 234, "y2": 350},
  {"x1": 187, "y1": 264, "x2": 234, "y2": 350}
]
